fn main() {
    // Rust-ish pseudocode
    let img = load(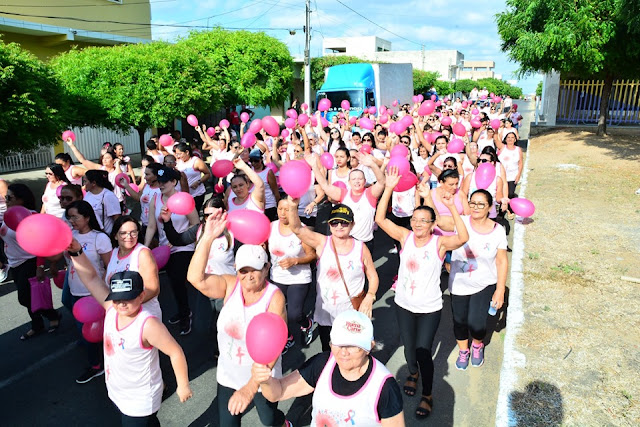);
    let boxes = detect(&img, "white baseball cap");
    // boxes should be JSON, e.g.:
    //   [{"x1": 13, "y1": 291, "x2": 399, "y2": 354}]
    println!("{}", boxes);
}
[
  {"x1": 235, "y1": 244, "x2": 268, "y2": 272},
  {"x1": 330, "y1": 310, "x2": 374, "y2": 352}
]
